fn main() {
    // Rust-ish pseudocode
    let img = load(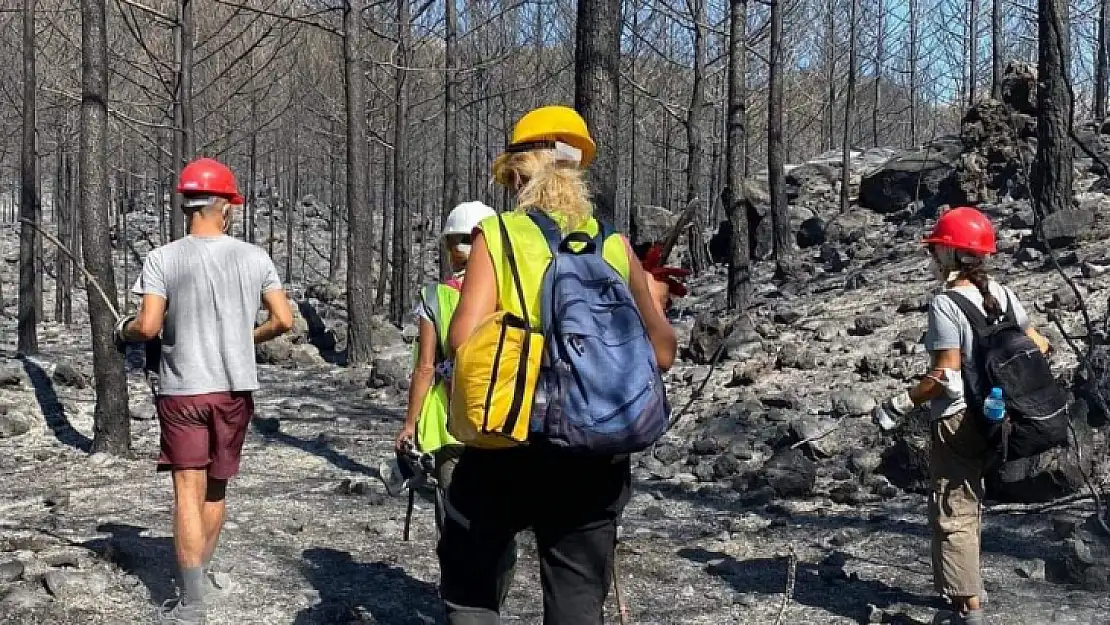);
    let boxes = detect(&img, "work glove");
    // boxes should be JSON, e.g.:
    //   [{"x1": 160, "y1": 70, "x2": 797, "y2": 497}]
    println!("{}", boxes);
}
[
  {"x1": 113, "y1": 314, "x2": 137, "y2": 348},
  {"x1": 640, "y1": 243, "x2": 691, "y2": 299},
  {"x1": 872, "y1": 391, "x2": 914, "y2": 432}
]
